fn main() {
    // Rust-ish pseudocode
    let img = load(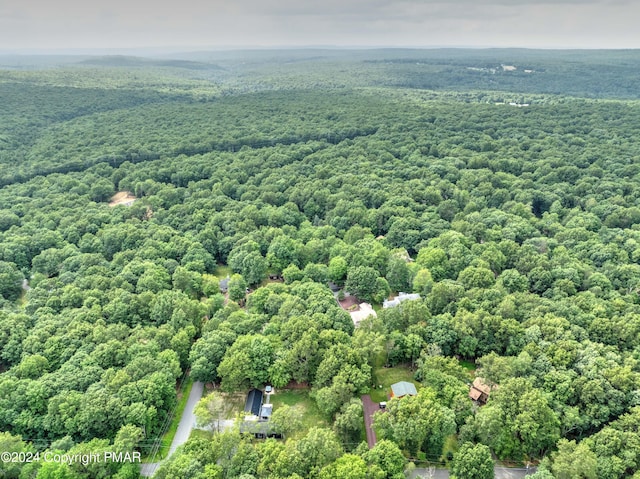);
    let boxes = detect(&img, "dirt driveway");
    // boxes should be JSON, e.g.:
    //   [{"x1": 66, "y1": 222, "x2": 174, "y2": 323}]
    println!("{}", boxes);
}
[{"x1": 361, "y1": 394, "x2": 384, "y2": 448}]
